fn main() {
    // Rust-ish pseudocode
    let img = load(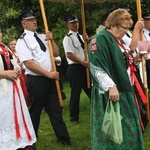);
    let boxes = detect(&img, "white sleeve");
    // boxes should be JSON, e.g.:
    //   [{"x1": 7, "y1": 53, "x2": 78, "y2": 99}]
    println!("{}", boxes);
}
[
  {"x1": 90, "y1": 62, "x2": 116, "y2": 94},
  {"x1": 16, "y1": 39, "x2": 33, "y2": 63},
  {"x1": 63, "y1": 36, "x2": 76, "y2": 54},
  {"x1": 122, "y1": 34, "x2": 131, "y2": 47}
]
